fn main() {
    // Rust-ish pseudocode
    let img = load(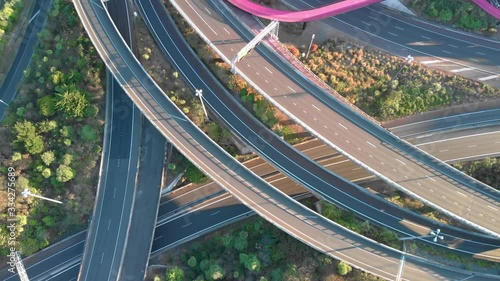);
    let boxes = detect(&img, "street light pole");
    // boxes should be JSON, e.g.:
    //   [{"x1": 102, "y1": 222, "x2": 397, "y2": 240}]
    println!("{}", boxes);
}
[
  {"x1": 196, "y1": 89, "x2": 208, "y2": 121},
  {"x1": 388, "y1": 55, "x2": 413, "y2": 88},
  {"x1": 396, "y1": 228, "x2": 444, "y2": 281},
  {"x1": 305, "y1": 33, "x2": 315, "y2": 59},
  {"x1": 21, "y1": 189, "x2": 62, "y2": 204}
]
